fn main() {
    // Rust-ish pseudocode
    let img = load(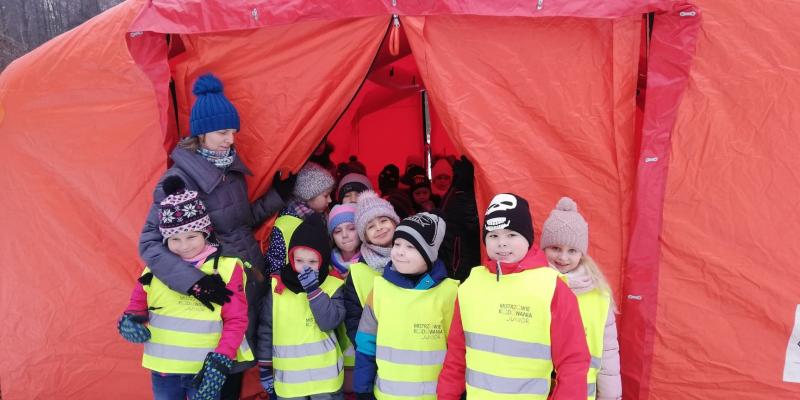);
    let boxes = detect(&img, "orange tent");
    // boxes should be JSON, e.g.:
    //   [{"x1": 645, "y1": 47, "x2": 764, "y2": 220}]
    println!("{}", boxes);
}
[{"x1": 1, "y1": 0, "x2": 799, "y2": 399}]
